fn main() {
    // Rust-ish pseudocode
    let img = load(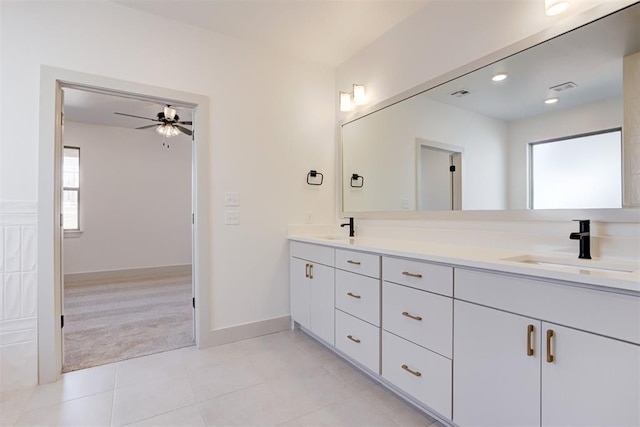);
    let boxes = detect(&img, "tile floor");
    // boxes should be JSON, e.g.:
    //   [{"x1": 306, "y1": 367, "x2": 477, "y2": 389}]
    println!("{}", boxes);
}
[{"x1": 1, "y1": 329, "x2": 445, "y2": 427}]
